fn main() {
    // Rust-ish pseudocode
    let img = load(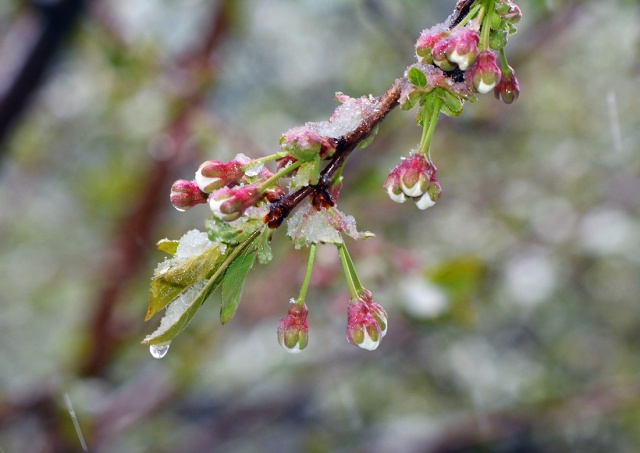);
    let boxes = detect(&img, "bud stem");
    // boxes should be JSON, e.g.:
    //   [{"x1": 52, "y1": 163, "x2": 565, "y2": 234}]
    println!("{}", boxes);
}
[
  {"x1": 481, "y1": 0, "x2": 496, "y2": 50},
  {"x1": 296, "y1": 243, "x2": 317, "y2": 305},
  {"x1": 248, "y1": 151, "x2": 289, "y2": 167},
  {"x1": 337, "y1": 242, "x2": 364, "y2": 300},
  {"x1": 456, "y1": 3, "x2": 482, "y2": 28},
  {"x1": 258, "y1": 159, "x2": 304, "y2": 192},
  {"x1": 418, "y1": 96, "x2": 442, "y2": 159},
  {"x1": 499, "y1": 47, "x2": 512, "y2": 74}
]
